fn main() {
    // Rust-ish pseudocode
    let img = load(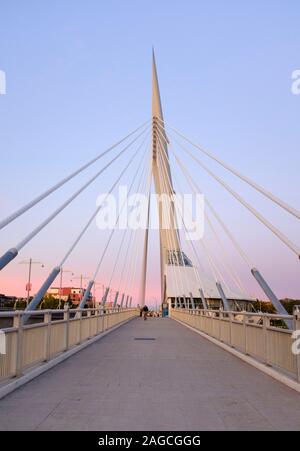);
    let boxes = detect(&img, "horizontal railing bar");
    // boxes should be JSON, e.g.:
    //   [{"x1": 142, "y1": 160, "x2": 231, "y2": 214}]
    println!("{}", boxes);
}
[
  {"x1": 180, "y1": 308, "x2": 293, "y2": 320},
  {"x1": 0, "y1": 307, "x2": 134, "y2": 318},
  {"x1": 267, "y1": 326, "x2": 293, "y2": 334}
]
